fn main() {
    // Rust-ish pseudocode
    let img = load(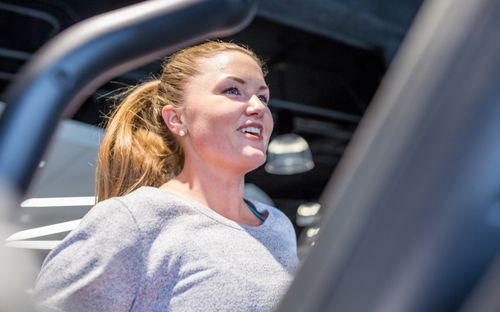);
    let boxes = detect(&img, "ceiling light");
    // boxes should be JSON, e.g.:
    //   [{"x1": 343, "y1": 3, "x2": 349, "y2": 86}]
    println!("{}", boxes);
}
[
  {"x1": 20, "y1": 196, "x2": 95, "y2": 207},
  {"x1": 6, "y1": 219, "x2": 81, "y2": 241},
  {"x1": 5, "y1": 240, "x2": 61, "y2": 250},
  {"x1": 265, "y1": 133, "x2": 314, "y2": 175},
  {"x1": 296, "y1": 202, "x2": 321, "y2": 227},
  {"x1": 306, "y1": 227, "x2": 320, "y2": 238}
]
